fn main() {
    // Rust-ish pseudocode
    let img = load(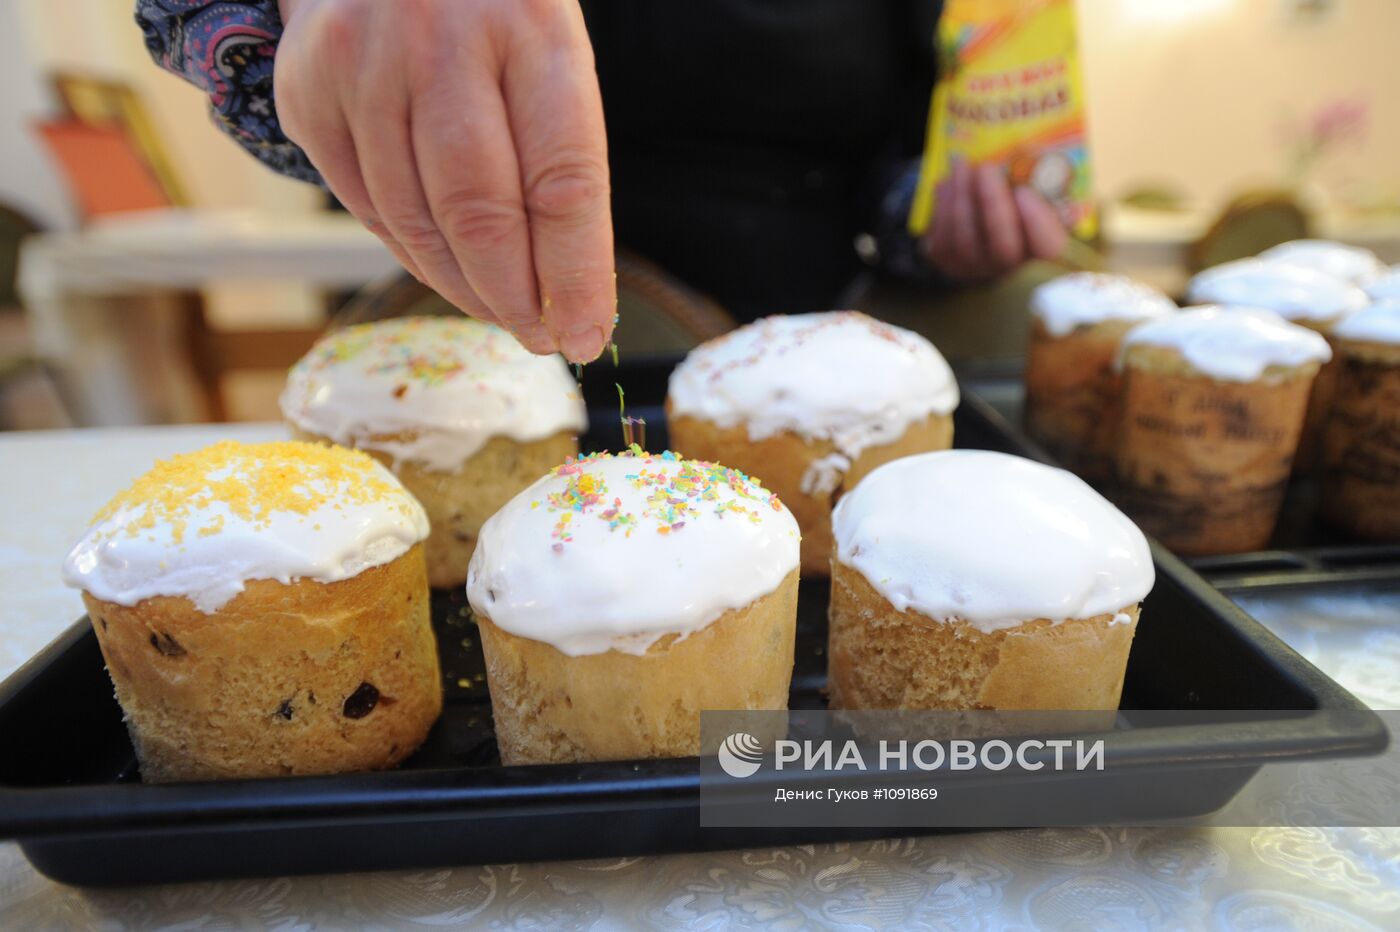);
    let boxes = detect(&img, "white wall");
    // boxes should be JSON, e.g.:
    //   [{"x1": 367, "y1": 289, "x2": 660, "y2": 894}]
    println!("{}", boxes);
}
[
  {"x1": 0, "y1": 0, "x2": 318, "y2": 230},
  {"x1": 5, "y1": 0, "x2": 1397, "y2": 225},
  {"x1": 0, "y1": 3, "x2": 76, "y2": 229},
  {"x1": 2, "y1": 0, "x2": 325, "y2": 333},
  {"x1": 1080, "y1": 0, "x2": 1400, "y2": 206}
]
